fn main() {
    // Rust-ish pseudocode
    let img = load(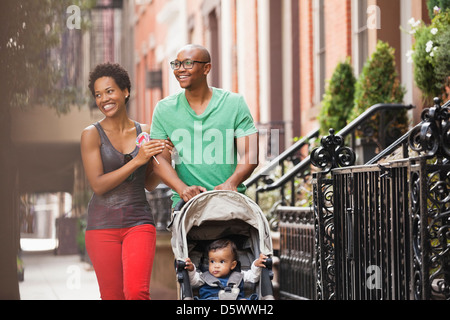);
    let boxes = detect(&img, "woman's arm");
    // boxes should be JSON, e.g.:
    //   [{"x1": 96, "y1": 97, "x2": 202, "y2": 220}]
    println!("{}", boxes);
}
[{"x1": 81, "y1": 125, "x2": 165, "y2": 196}]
